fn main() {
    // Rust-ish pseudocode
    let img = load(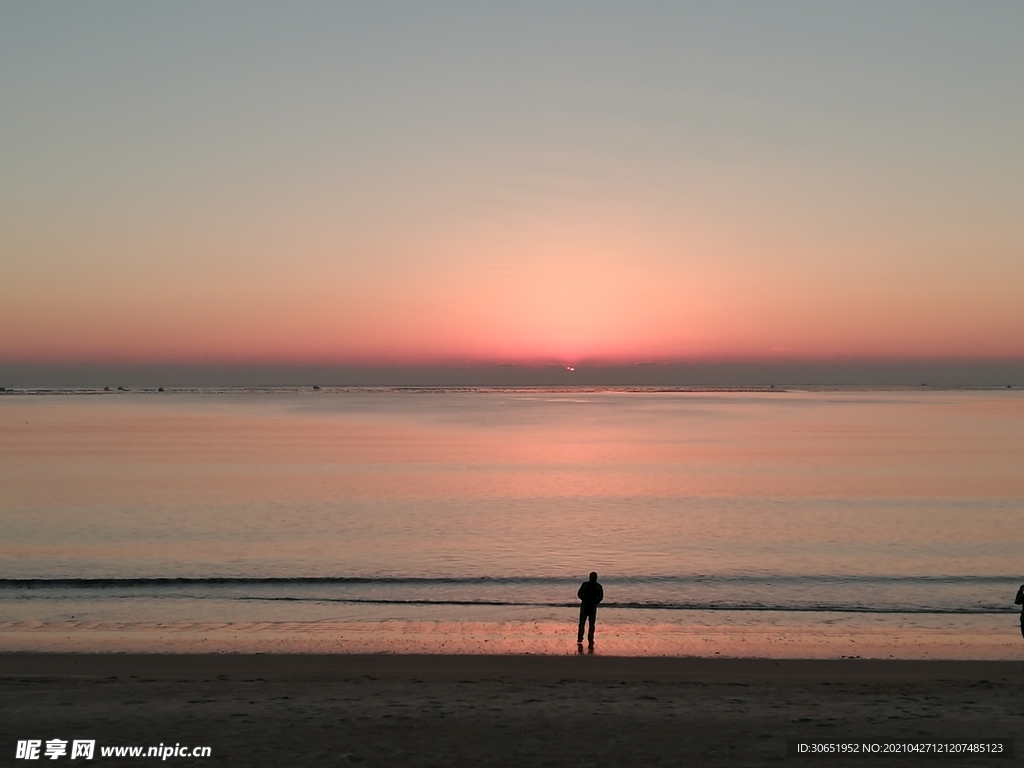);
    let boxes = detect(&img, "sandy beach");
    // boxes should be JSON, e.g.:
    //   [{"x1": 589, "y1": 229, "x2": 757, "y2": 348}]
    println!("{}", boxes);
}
[{"x1": 3, "y1": 654, "x2": 1021, "y2": 766}]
